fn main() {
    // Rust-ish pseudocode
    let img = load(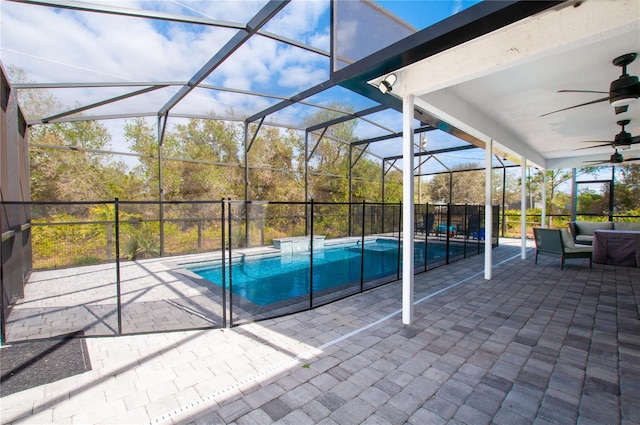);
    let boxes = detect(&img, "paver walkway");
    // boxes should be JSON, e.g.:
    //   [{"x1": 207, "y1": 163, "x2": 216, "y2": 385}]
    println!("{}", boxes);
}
[{"x1": 1, "y1": 240, "x2": 638, "y2": 424}]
